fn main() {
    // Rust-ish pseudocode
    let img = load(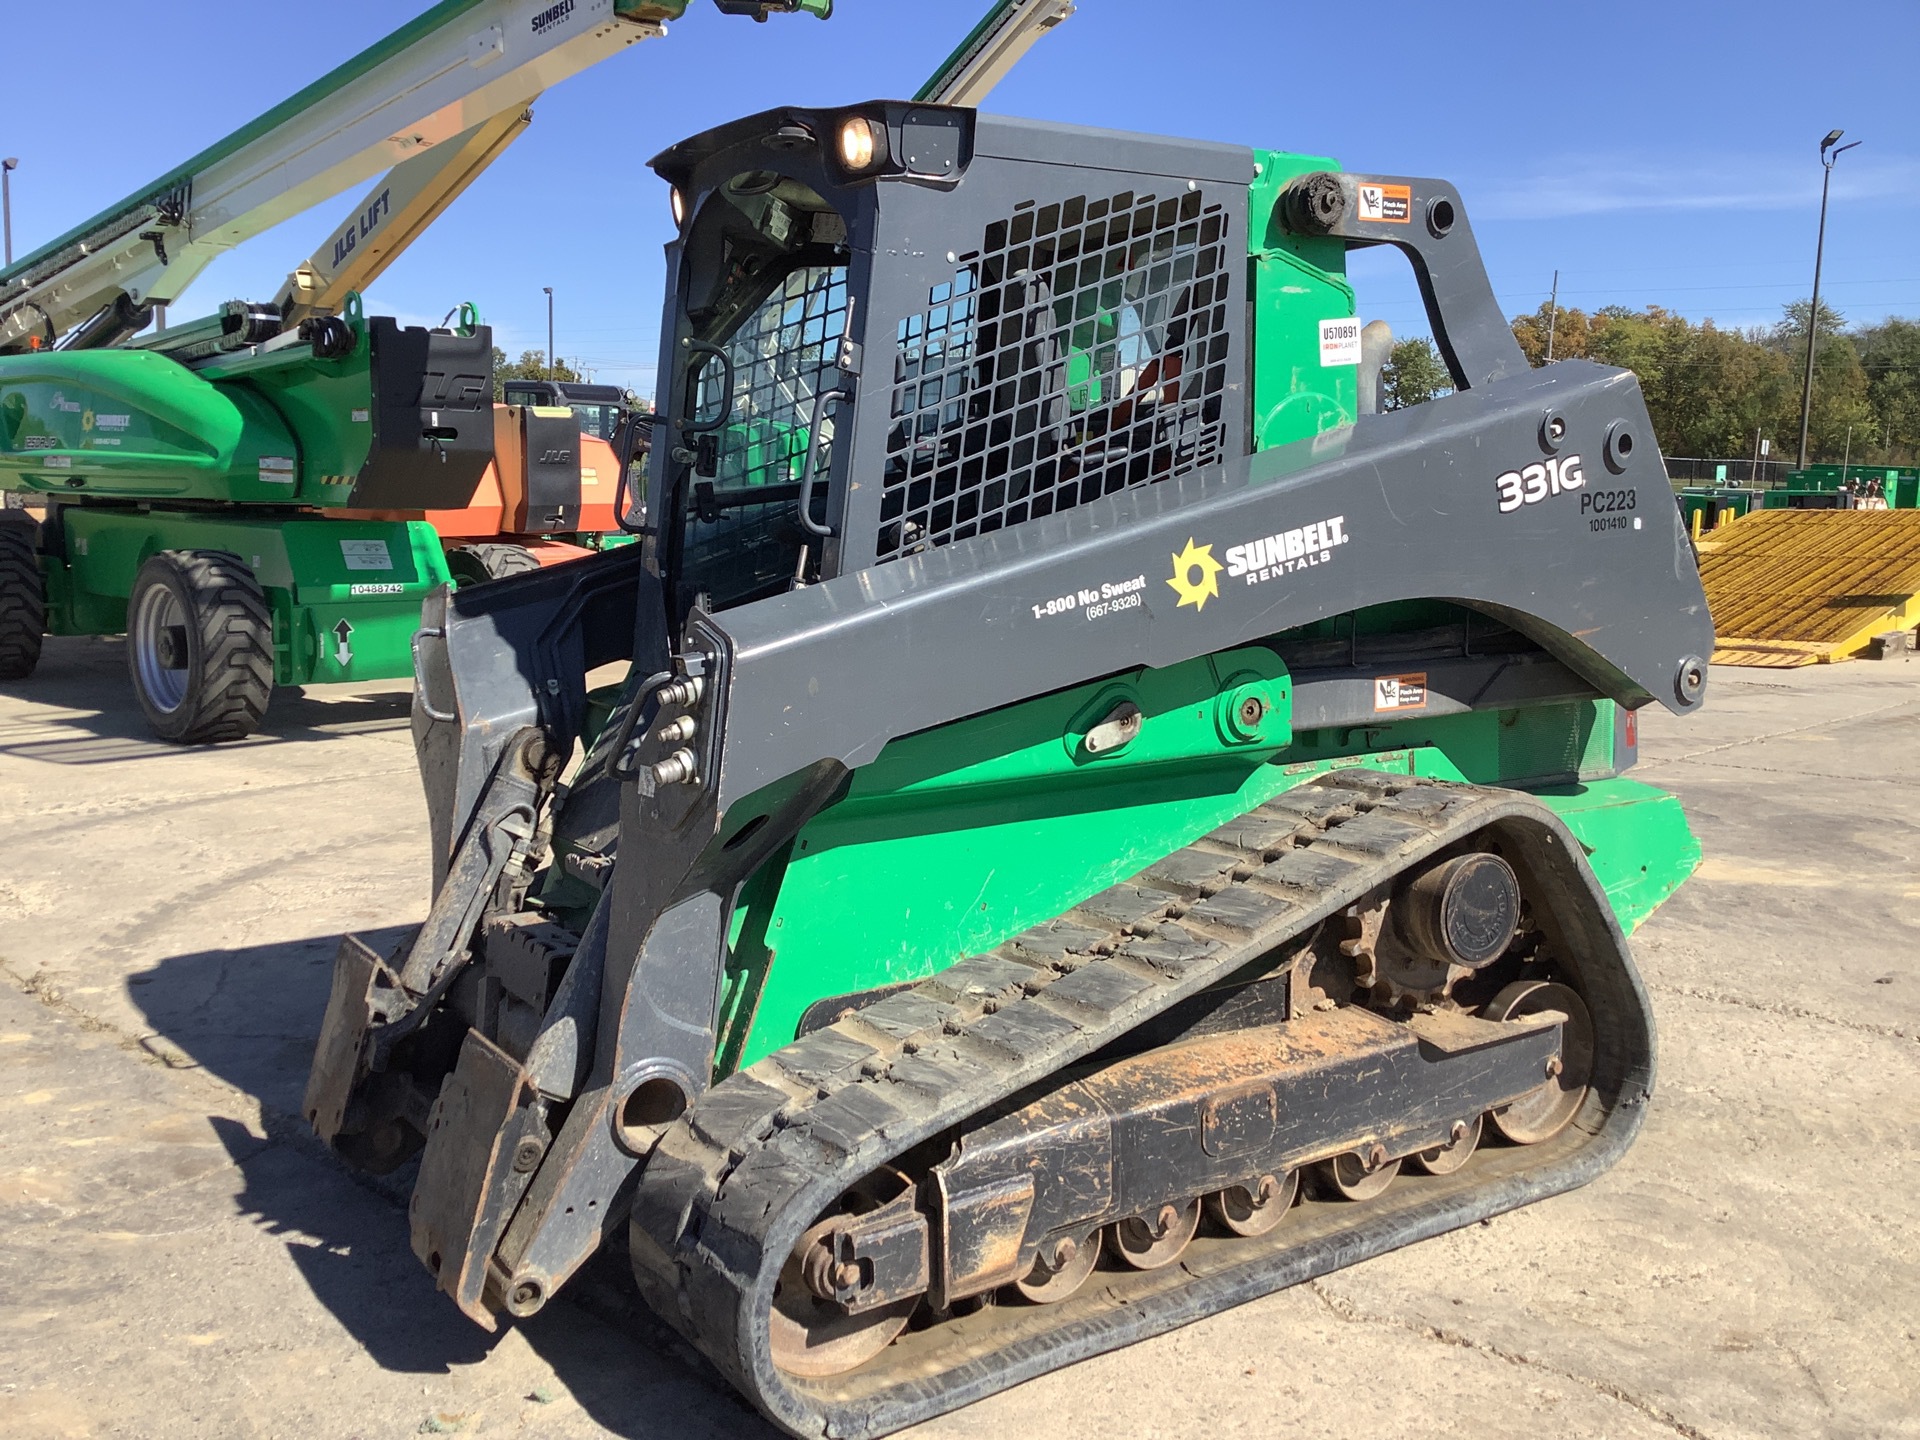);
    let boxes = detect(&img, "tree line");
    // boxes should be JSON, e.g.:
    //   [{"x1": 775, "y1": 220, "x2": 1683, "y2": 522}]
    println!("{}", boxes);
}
[
  {"x1": 1380, "y1": 302, "x2": 1920, "y2": 467},
  {"x1": 491, "y1": 347, "x2": 583, "y2": 397}
]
